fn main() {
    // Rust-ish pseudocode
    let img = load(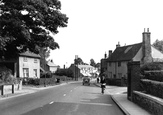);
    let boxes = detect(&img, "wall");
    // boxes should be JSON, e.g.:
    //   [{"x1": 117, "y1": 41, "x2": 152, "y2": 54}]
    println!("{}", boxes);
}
[
  {"x1": 107, "y1": 61, "x2": 128, "y2": 79},
  {"x1": 133, "y1": 91, "x2": 163, "y2": 115},
  {"x1": 19, "y1": 57, "x2": 40, "y2": 78},
  {"x1": 49, "y1": 66, "x2": 58, "y2": 73}
]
